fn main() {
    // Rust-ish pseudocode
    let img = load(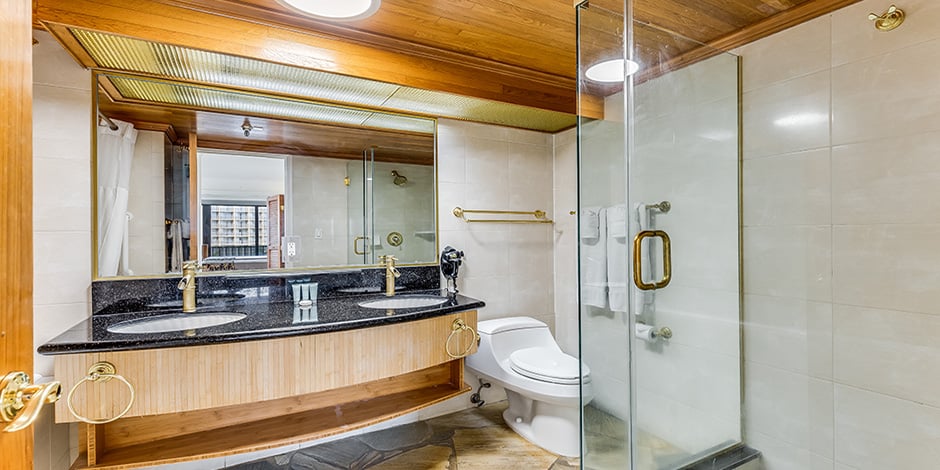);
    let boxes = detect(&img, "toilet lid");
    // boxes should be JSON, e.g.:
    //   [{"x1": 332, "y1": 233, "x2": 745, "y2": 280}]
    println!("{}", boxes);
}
[{"x1": 509, "y1": 347, "x2": 589, "y2": 385}]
